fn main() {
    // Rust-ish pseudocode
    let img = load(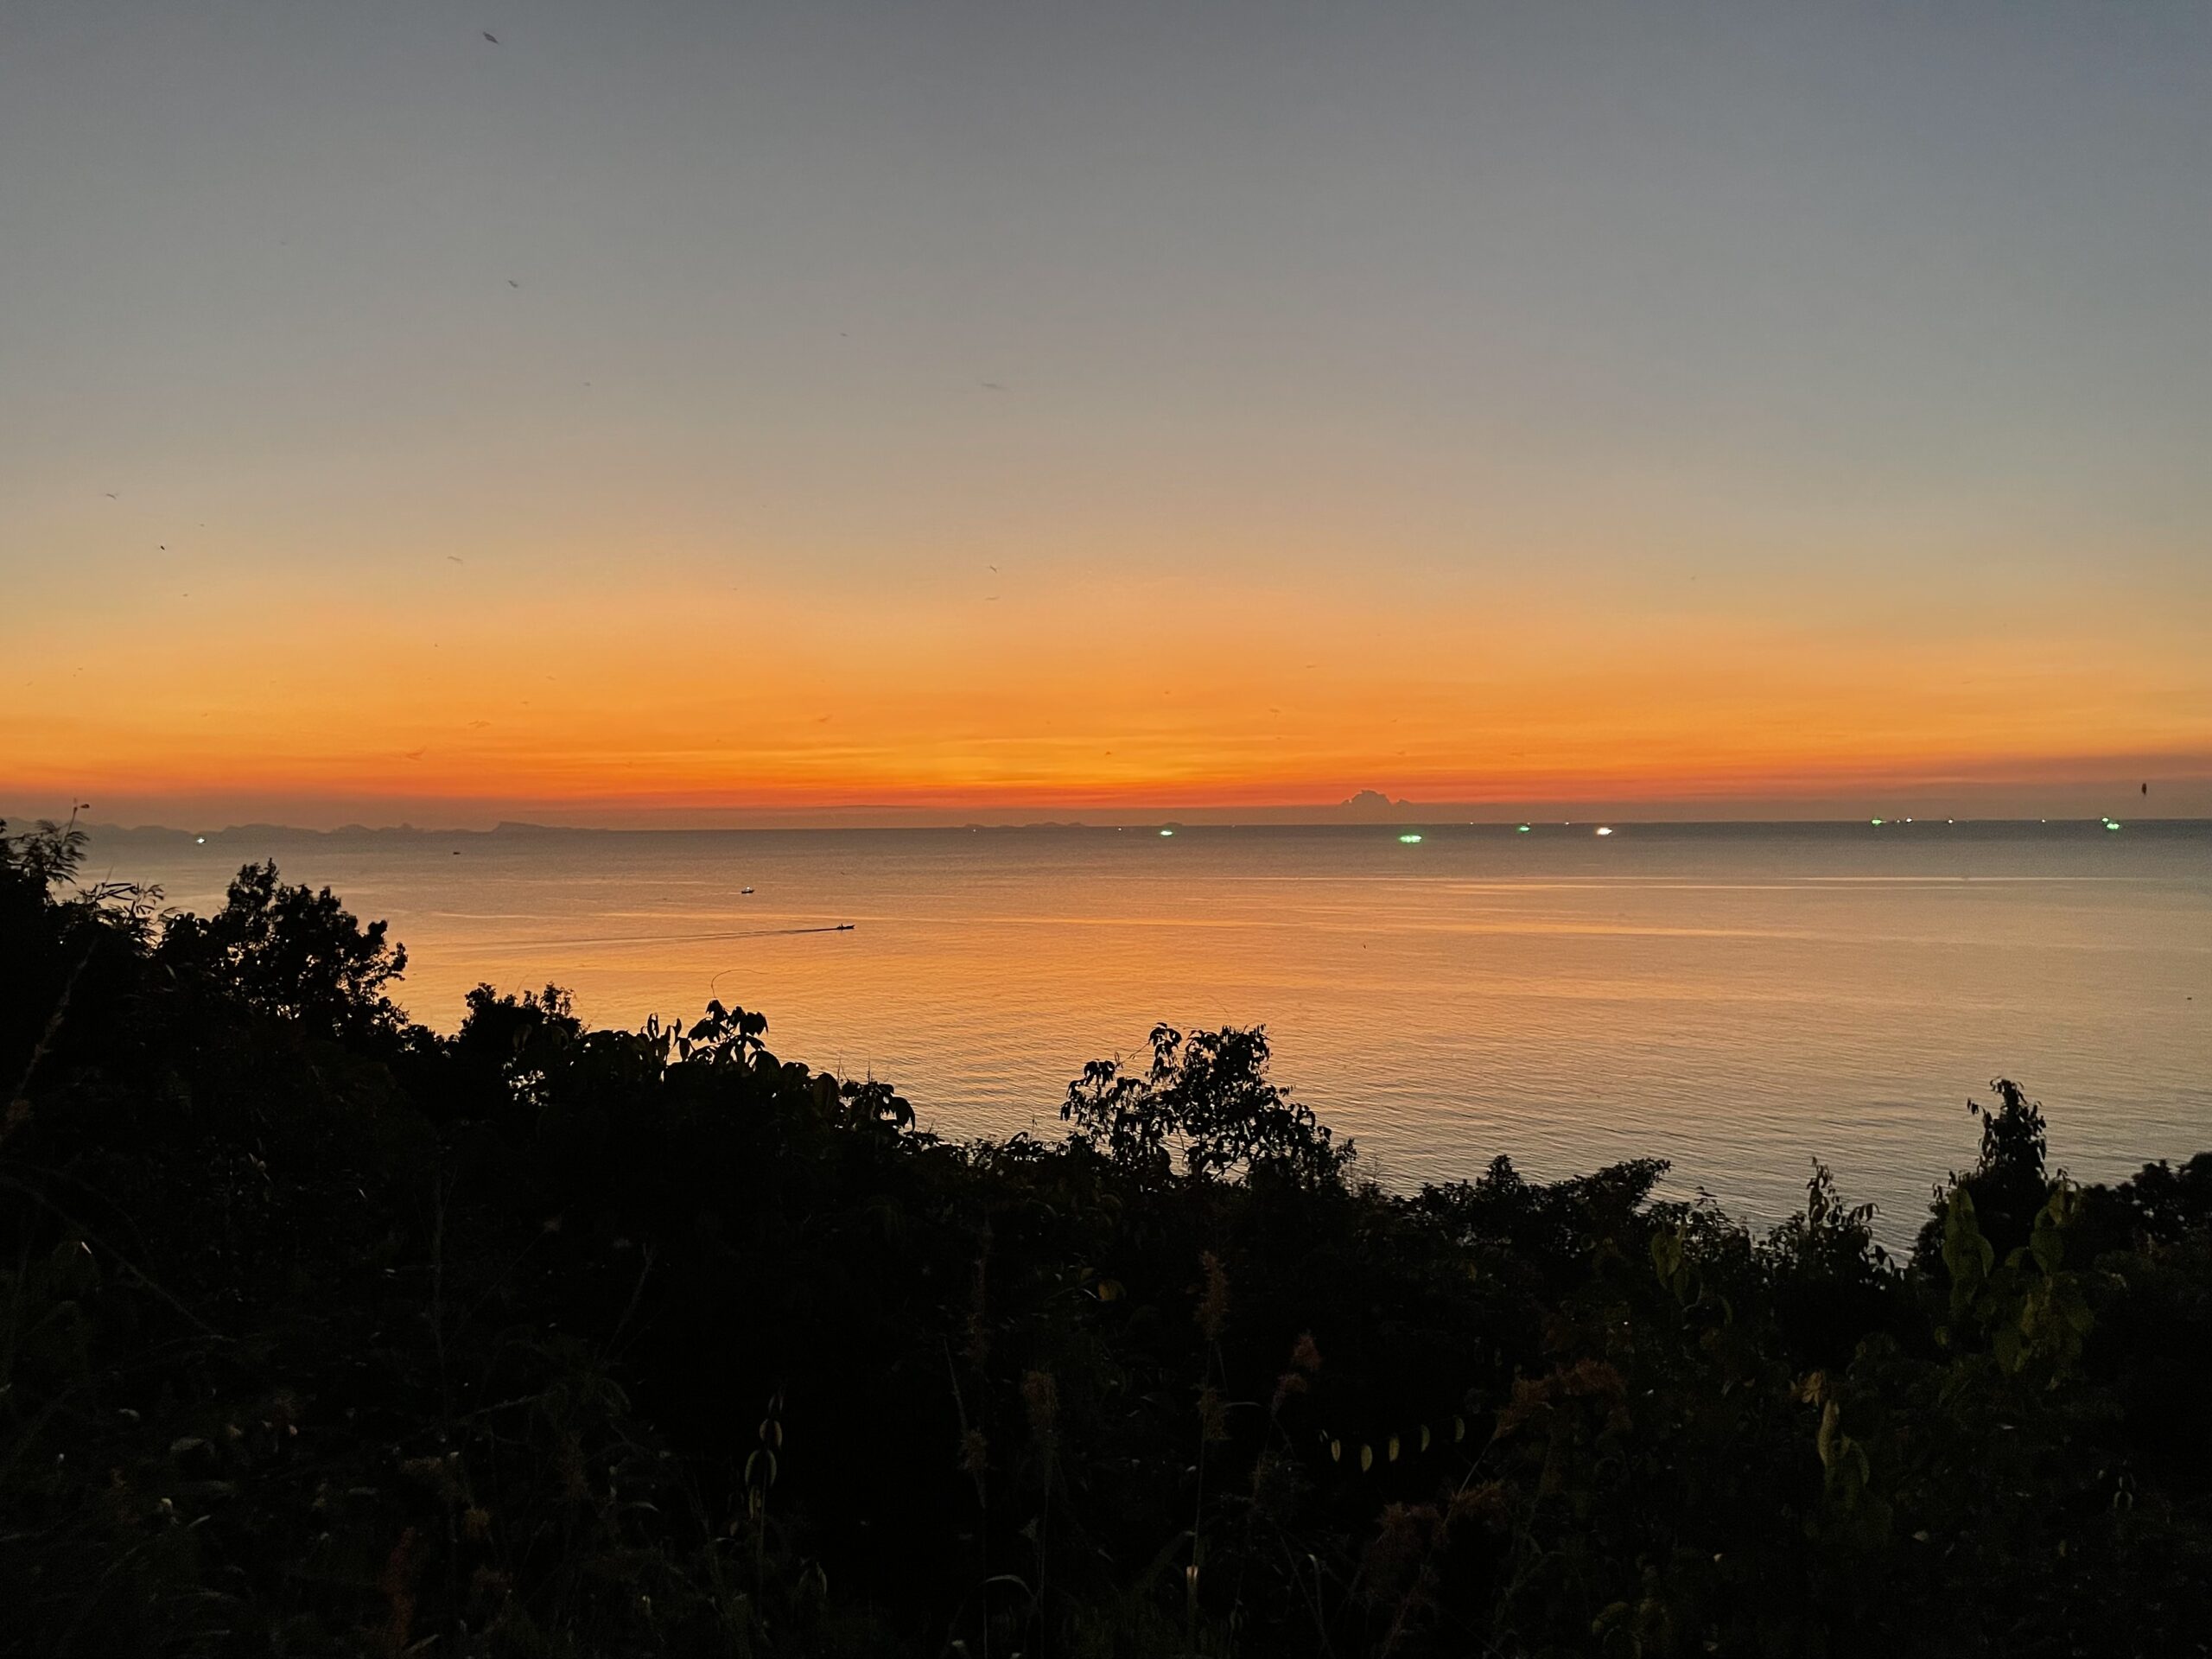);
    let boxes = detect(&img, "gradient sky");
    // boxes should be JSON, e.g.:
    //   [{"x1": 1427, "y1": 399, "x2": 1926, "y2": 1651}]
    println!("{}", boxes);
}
[{"x1": 5, "y1": 0, "x2": 2210, "y2": 824}]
